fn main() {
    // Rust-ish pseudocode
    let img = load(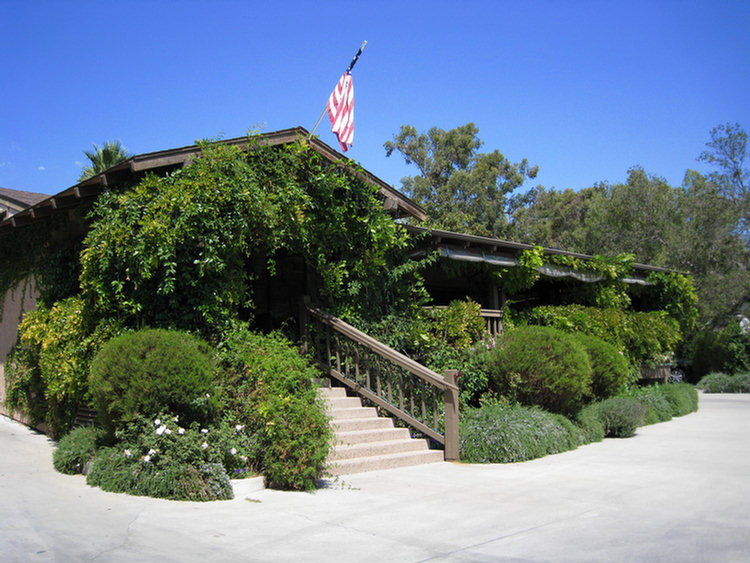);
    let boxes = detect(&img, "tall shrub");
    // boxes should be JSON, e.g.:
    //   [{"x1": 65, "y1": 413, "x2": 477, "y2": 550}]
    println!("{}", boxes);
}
[
  {"x1": 215, "y1": 325, "x2": 331, "y2": 490},
  {"x1": 486, "y1": 326, "x2": 592, "y2": 414},
  {"x1": 88, "y1": 329, "x2": 217, "y2": 434}
]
